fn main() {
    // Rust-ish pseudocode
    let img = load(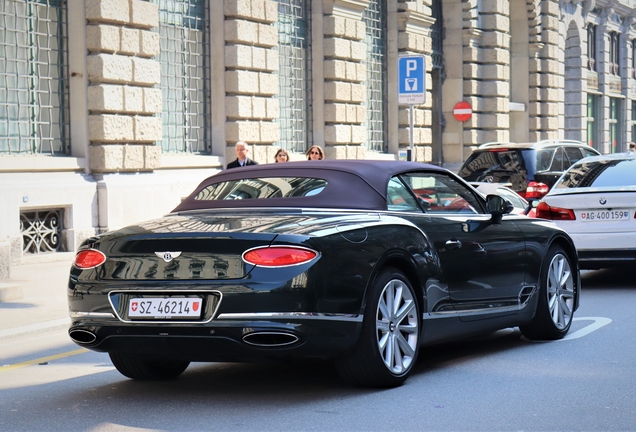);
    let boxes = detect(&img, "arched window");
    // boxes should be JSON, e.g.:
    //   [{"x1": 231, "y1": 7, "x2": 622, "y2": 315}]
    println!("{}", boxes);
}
[
  {"x1": 155, "y1": 0, "x2": 210, "y2": 153},
  {"x1": 0, "y1": 0, "x2": 69, "y2": 155},
  {"x1": 277, "y1": 0, "x2": 313, "y2": 153},
  {"x1": 363, "y1": 0, "x2": 388, "y2": 153}
]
